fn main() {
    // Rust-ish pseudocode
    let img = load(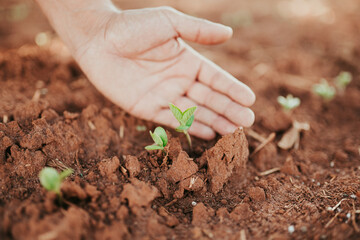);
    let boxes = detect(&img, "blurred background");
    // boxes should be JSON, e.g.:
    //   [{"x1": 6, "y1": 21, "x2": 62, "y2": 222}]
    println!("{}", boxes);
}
[{"x1": 1, "y1": 0, "x2": 359, "y2": 48}]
